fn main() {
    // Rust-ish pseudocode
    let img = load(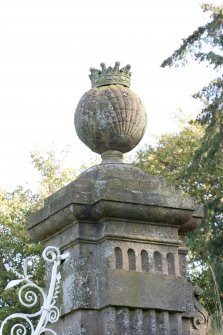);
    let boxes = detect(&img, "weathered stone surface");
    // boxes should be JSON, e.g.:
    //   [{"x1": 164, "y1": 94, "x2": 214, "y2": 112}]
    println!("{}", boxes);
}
[
  {"x1": 97, "y1": 270, "x2": 194, "y2": 313},
  {"x1": 48, "y1": 308, "x2": 196, "y2": 335},
  {"x1": 27, "y1": 164, "x2": 202, "y2": 241},
  {"x1": 74, "y1": 85, "x2": 147, "y2": 154}
]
